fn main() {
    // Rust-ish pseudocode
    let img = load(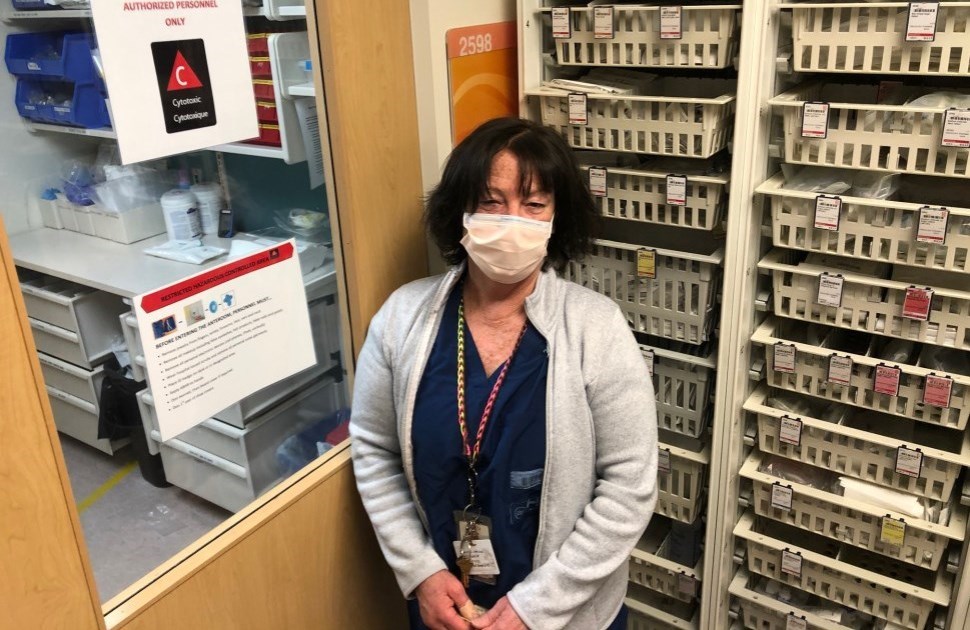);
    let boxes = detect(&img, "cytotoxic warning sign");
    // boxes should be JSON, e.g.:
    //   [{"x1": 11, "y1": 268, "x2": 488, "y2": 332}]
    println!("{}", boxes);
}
[{"x1": 151, "y1": 39, "x2": 217, "y2": 133}]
